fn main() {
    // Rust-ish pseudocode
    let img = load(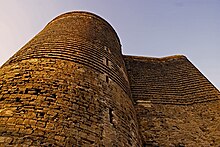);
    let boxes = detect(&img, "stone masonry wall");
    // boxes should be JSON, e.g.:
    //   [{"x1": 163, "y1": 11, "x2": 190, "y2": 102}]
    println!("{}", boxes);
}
[
  {"x1": 124, "y1": 55, "x2": 220, "y2": 146},
  {"x1": 136, "y1": 100, "x2": 220, "y2": 146},
  {"x1": 0, "y1": 12, "x2": 142, "y2": 146},
  {"x1": 1, "y1": 10, "x2": 219, "y2": 147}
]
